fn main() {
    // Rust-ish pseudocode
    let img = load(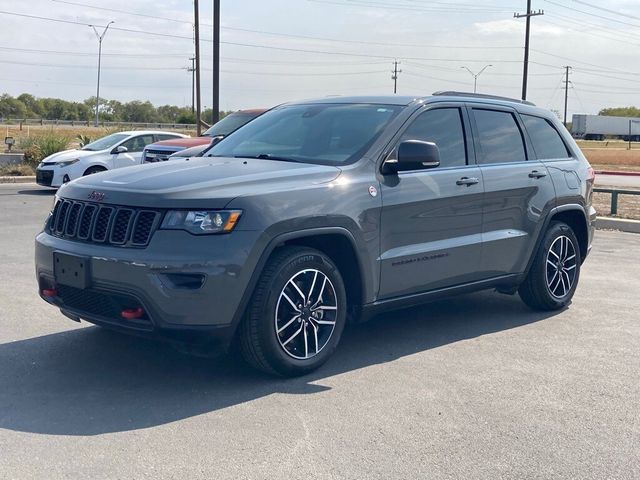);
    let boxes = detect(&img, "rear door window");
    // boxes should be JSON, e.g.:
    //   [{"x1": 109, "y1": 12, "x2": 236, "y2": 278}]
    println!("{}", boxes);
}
[
  {"x1": 121, "y1": 135, "x2": 155, "y2": 152},
  {"x1": 399, "y1": 108, "x2": 467, "y2": 168},
  {"x1": 521, "y1": 115, "x2": 570, "y2": 159},
  {"x1": 473, "y1": 109, "x2": 527, "y2": 164}
]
